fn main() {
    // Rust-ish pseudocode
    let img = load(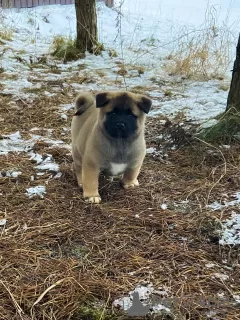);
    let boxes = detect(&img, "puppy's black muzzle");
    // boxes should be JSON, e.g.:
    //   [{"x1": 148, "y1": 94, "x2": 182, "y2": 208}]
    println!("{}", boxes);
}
[{"x1": 104, "y1": 112, "x2": 137, "y2": 139}]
